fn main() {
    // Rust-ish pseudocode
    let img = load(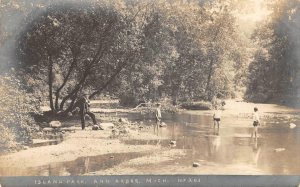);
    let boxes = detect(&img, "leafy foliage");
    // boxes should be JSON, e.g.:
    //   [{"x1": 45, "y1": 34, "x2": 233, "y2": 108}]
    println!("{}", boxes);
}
[
  {"x1": 246, "y1": 0, "x2": 300, "y2": 104},
  {"x1": 116, "y1": 0, "x2": 248, "y2": 105},
  {"x1": 0, "y1": 75, "x2": 40, "y2": 150},
  {"x1": 17, "y1": 0, "x2": 143, "y2": 112},
  {"x1": 15, "y1": 0, "x2": 250, "y2": 110}
]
